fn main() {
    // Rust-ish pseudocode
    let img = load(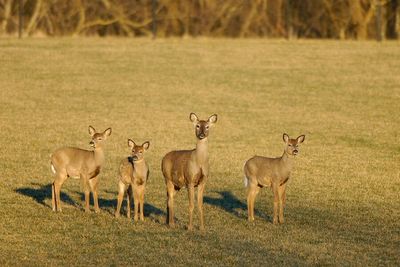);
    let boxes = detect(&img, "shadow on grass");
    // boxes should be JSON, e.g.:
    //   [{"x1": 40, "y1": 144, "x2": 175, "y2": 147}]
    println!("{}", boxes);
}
[
  {"x1": 75, "y1": 191, "x2": 166, "y2": 219},
  {"x1": 204, "y1": 190, "x2": 272, "y2": 222},
  {"x1": 15, "y1": 182, "x2": 76, "y2": 209}
]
